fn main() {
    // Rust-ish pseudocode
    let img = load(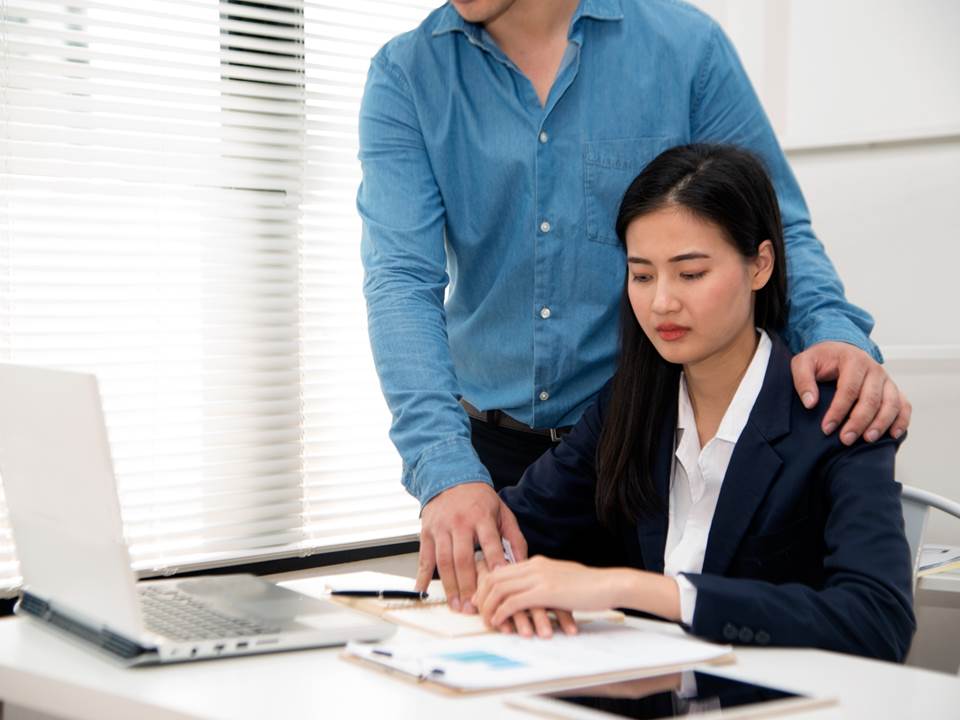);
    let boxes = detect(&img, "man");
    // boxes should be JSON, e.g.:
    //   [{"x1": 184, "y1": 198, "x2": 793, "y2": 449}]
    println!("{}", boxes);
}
[{"x1": 357, "y1": 0, "x2": 910, "y2": 619}]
